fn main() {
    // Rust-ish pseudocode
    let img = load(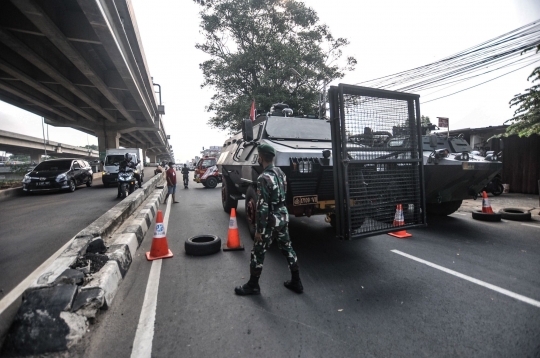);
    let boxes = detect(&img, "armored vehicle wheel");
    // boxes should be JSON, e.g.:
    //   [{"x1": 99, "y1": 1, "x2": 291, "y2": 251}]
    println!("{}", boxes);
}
[
  {"x1": 205, "y1": 176, "x2": 218, "y2": 189},
  {"x1": 245, "y1": 186, "x2": 257, "y2": 239},
  {"x1": 222, "y1": 179, "x2": 238, "y2": 213},
  {"x1": 426, "y1": 200, "x2": 463, "y2": 216},
  {"x1": 491, "y1": 183, "x2": 504, "y2": 196}
]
